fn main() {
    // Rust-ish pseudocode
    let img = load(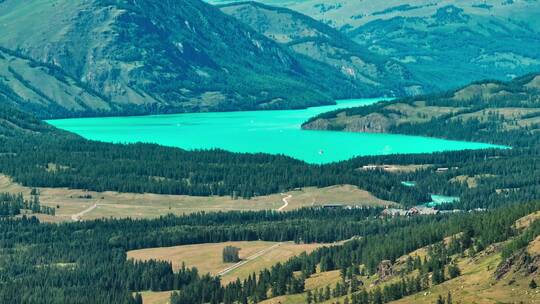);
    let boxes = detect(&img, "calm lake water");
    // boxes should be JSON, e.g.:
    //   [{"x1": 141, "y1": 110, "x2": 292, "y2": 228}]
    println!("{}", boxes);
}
[{"x1": 47, "y1": 99, "x2": 503, "y2": 164}]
